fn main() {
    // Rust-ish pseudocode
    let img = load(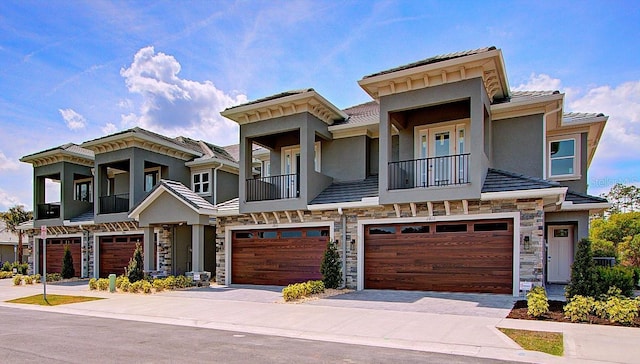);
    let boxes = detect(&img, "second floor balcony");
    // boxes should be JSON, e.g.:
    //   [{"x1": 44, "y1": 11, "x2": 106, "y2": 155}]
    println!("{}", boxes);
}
[
  {"x1": 246, "y1": 173, "x2": 299, "y2": 202},
  {"x1": 389, "y1": 153, "x2": 470, "y2": 190},
  {"x1": 99, "y1": 193, "x2": 130, "y2": 214},
  {"x1": 37, "y1": 203, "x2": 60, "y2": 220}
]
